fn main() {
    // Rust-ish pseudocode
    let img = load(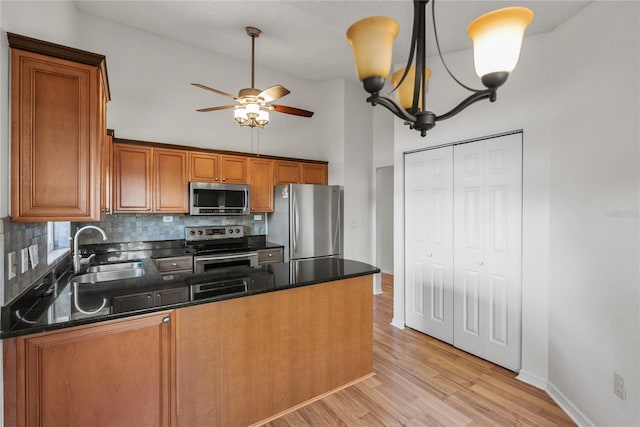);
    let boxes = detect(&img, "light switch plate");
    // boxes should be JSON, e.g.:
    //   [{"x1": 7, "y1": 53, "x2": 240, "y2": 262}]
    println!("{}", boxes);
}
[
  {"x1": 29, "y1": 244, "x2": 39, "y2": 267},
  {"x1": 21, "y1": 248, "x2": 29, "y2": 273},
  {"x1": 7, "y1": 252, "x2": 16, "y2": 279}
]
